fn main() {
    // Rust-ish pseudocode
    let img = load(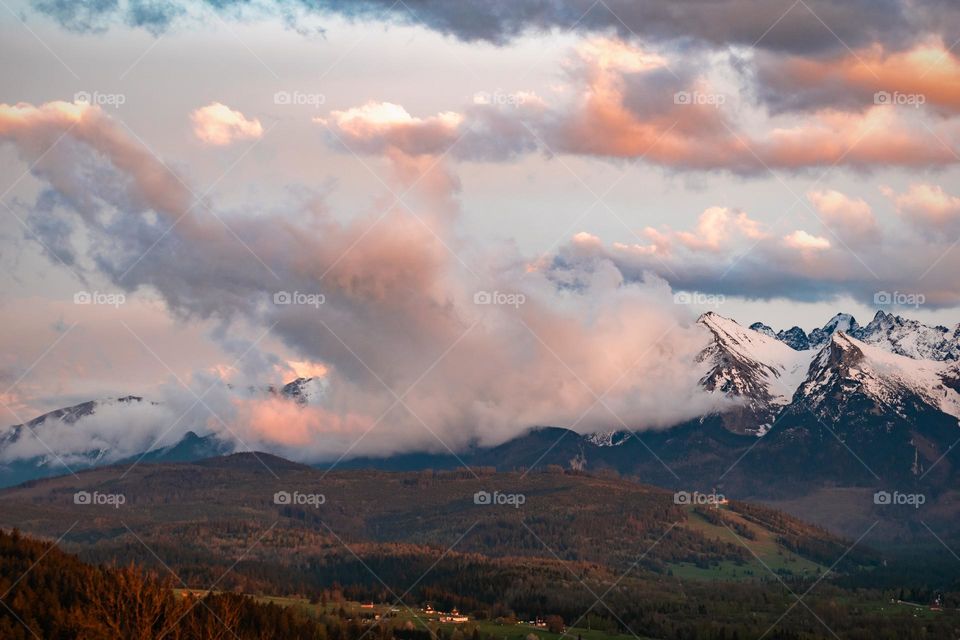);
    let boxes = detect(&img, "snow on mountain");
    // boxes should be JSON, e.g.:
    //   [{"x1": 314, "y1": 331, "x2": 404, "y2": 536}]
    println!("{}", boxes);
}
[
  {"x1": 748, "y1": 322, "x2": 776, "y2": 338},
  {"x1": 799, "y1": 332, "x2": 960, "y2": 422},
  {"x1": 0, "y1": 395, "x2": 150, "y2": 449},
  {"x1": 756, "y1": 311, "x2": 960, "y2": 361},
  {"x1": 808, "y1": 313, "x2": 859, "y2": 349},
  {"x1": 776, "y1": 326, "x2": 811, "y2": 351},
  {"x1": 696, "y1": 312, "x2": 816, "y2": 435},
  {"x1": 277, "y1": 377, "x2": 329, "y2": 405},
  {"x1": 583, "y1": 430, "x2": 631, "y2": 447},
  {"x1": 854, "y1": 311, "x2": 960, "y2": 361},
  {"x1": 0, "y1": 377, "x2": 328, "y2": 480}
]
